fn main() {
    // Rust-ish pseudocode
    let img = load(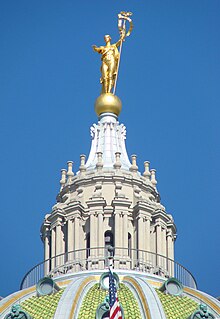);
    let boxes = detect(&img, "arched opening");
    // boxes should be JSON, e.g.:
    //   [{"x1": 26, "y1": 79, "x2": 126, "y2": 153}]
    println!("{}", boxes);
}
[
  {"x1": 63, "y1": 223, "x2": 68, "y2": 262},
  {"x1": 104, "y1": 231, "x2": 114, "y2": 266},
  {"x1": 105, "y1": 231, "x2": 114, "y2": 249},
  {"x1": 86, "y1": 232, "x2": 90, "y2": 258},
  {"x1": 128, "y1": 232, "x2": 131, "y2": 257}
]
